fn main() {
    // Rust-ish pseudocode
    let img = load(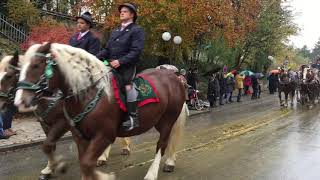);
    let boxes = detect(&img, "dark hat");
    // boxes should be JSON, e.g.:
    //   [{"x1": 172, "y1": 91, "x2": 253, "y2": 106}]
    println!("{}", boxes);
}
[
  {"x1": 76, "y1": 12, "x2": 94, "y2": 28},
  {"x1": 118, "y1": 3, "x2": 138, "y2": 22}
]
